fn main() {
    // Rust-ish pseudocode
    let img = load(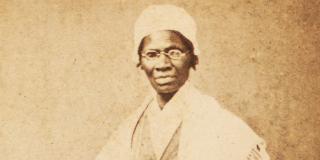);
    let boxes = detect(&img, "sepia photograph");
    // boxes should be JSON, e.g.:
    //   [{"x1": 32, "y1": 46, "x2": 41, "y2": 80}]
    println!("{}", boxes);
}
[{"x1": 0, "y1": 1, "x2": 319, "y2": 160}]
